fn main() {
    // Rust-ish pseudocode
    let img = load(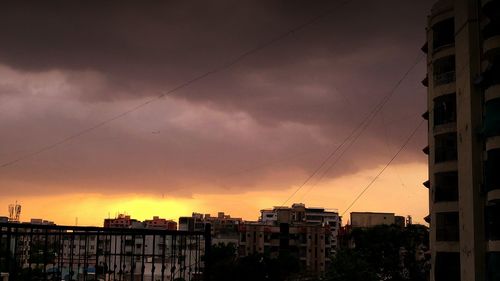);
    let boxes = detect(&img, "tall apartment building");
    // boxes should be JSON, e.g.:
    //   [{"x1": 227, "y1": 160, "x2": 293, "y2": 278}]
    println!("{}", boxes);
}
[
  {"x1": 260, "y1": 203, "x2": 340, "y2": 253},
  {"x1": 423, "y1": 0, "x2": 500, "y2": 280},
  {"x1": 238, "y1": 221, "x2": 330, "y2": 277},
  {"x1": 178, "y1": 212, "x2": 242, "y2": 245}
]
